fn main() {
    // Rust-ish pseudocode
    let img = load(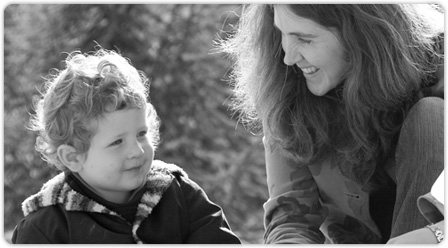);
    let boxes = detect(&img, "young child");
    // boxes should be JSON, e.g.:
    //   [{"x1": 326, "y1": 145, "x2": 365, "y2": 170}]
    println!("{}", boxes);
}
[{"x1": 11, "y1": 48, "x2": 241, "y2": 244}]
